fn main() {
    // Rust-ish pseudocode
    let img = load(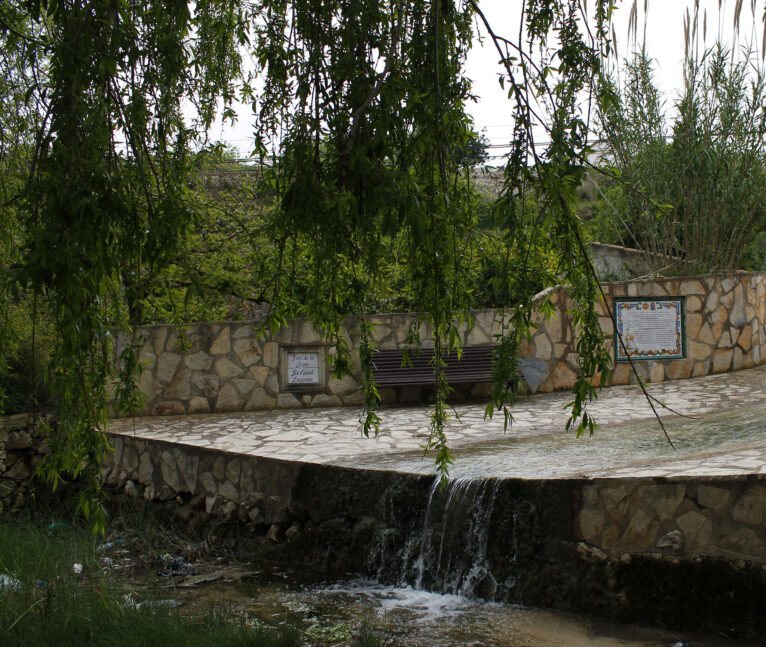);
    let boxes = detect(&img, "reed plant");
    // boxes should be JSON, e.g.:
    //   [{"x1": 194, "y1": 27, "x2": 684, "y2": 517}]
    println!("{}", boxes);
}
[{"x1": 595, "y1": 44, "x2": 766, "y2": 274}]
